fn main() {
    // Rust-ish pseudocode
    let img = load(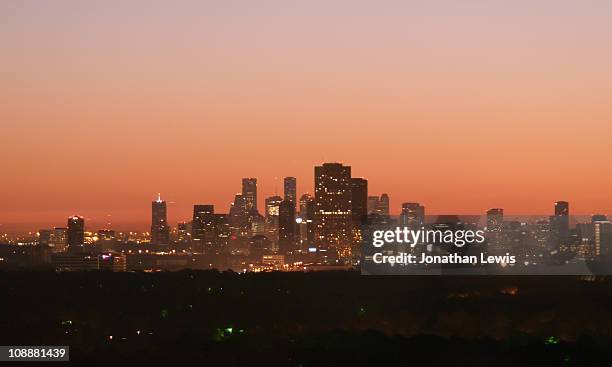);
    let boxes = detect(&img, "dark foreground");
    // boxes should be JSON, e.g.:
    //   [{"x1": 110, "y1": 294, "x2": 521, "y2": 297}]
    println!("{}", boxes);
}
[{"x1": 1, "y1": 271, "x2": 612, "y2": 366}]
